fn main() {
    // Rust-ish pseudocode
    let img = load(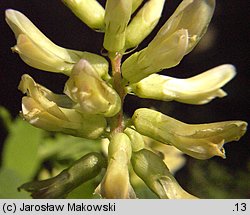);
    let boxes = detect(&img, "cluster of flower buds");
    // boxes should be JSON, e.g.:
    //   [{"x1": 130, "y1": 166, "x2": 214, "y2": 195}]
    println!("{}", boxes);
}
[{"x1": 6, "y1": 0, "x2": 247, "y2": 199}]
